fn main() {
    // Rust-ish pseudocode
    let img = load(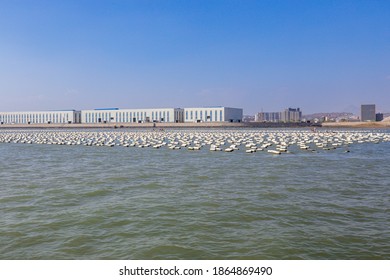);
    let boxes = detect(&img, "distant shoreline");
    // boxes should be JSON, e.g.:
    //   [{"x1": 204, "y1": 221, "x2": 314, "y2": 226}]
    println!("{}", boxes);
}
[
  {"x1": 0, "y1": 122, "x2": 315, "y2": 129},
  {"x1": 321, "y1": 121, "x2": 390, "y2": 128},
  {"x1": 0, "y1": 121, "x2": 389, "y2": 129}
]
